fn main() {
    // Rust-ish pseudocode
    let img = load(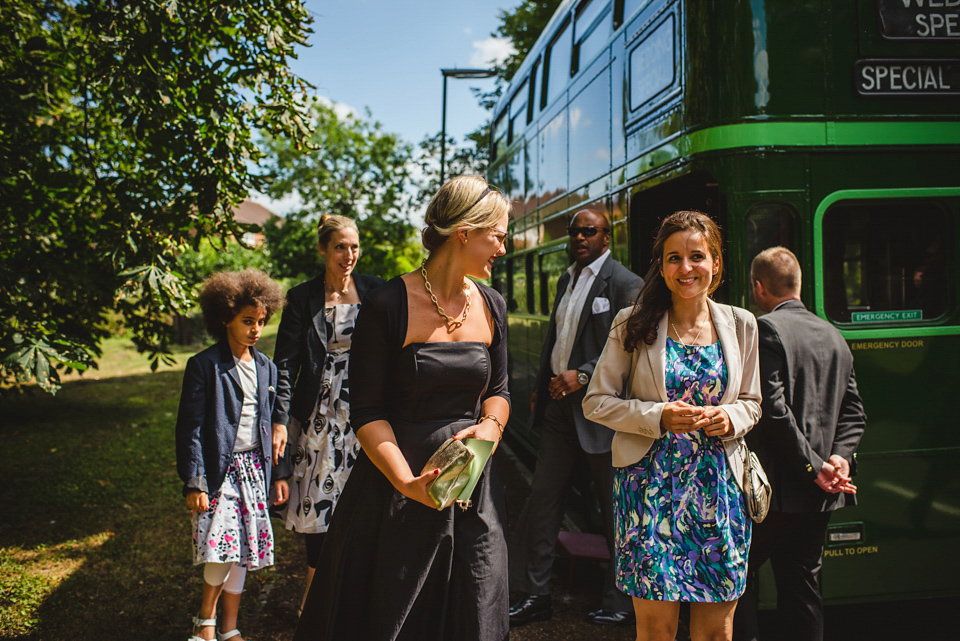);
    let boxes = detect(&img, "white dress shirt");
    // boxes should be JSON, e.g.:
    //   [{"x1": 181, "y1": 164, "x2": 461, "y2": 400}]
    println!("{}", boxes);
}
[{"x1": 550, "y1": 249, "x2": 611, "y2": 376}]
